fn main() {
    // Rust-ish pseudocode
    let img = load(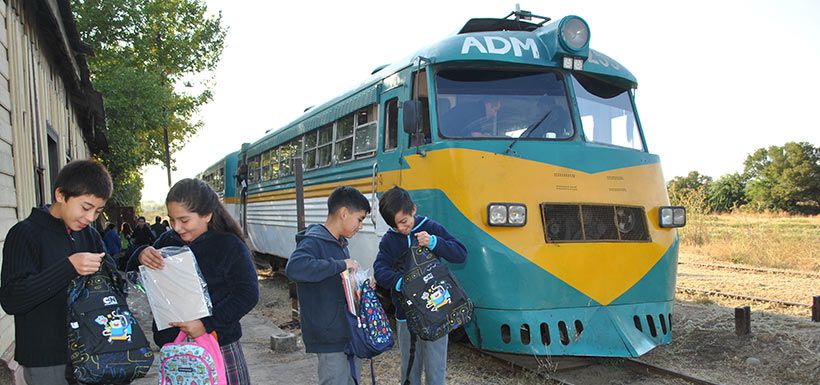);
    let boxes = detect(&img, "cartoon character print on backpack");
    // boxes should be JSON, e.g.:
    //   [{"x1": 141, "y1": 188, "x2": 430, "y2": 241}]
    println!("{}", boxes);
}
[
  {"x1": 398, "y1": 245, "x2": 474, "y2": 341},
  {"x1": 68, "y1": 259, "x2": 153, "y2": 384}
]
